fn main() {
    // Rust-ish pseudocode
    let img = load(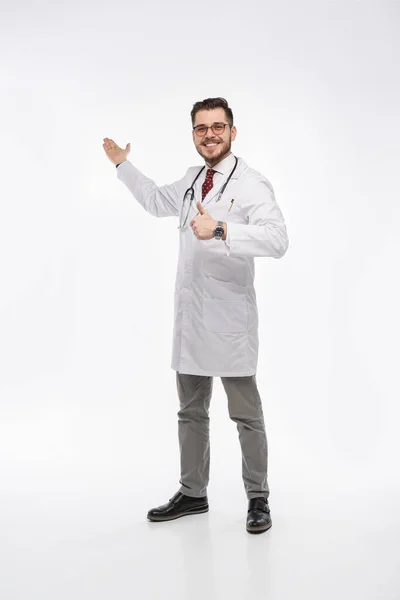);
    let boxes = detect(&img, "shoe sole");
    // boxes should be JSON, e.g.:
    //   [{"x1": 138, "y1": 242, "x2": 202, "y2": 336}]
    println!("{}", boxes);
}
[
  {"x1": 147, "y1": 505, "x2": 209, "y2": 522},
  {"x1": 246, "y1": 520, "x2": 272, "y2": 534}
]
